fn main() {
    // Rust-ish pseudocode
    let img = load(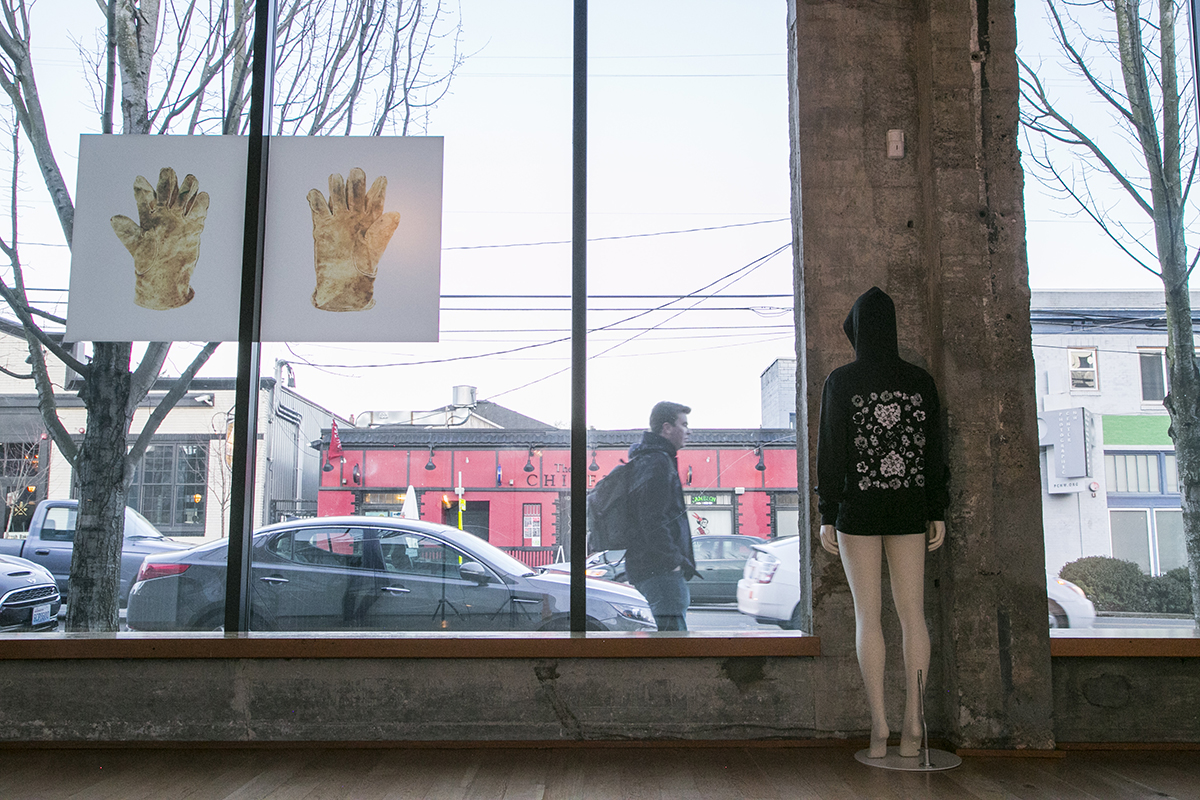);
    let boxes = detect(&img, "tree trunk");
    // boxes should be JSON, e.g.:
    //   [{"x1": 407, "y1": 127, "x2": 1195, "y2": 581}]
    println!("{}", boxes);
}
[
  {"x1": 1162, "y1": 285, "x2": 1200, "y2": 624},
  {"x1": 65, "y1": 342, "x2": 133, "y2": 632}
]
